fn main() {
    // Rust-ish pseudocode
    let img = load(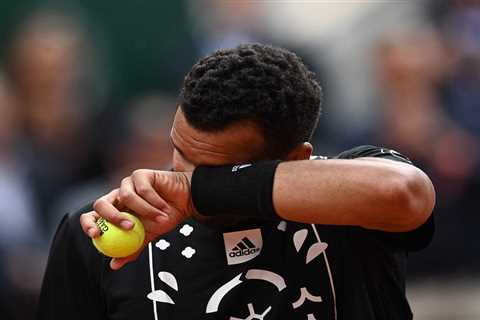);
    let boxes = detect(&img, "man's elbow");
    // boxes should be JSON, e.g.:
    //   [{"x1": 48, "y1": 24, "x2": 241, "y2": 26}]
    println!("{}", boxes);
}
[{"x1": 387, "y1": 166, "x2": 436, "y2": 232}]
